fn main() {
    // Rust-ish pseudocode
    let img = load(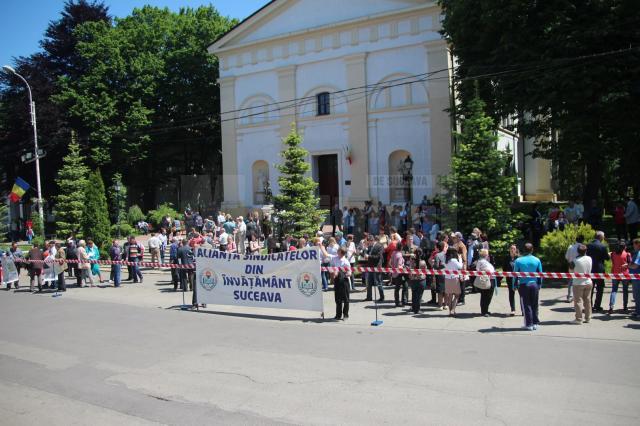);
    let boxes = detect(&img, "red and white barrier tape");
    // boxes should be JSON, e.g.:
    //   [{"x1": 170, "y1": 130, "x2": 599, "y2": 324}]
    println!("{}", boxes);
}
[{"x1": 7, "y1": 258, "x2": 639, "y2": 280}]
